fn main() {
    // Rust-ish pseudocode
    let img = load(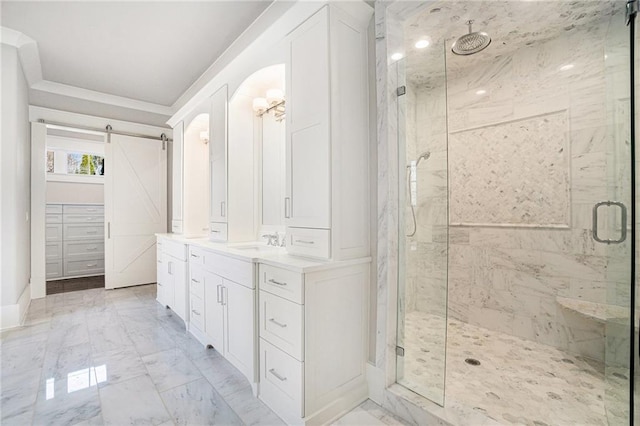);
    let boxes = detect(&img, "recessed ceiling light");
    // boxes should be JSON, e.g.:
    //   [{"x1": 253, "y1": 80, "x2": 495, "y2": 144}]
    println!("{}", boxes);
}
[
  {"x1": 560, "y1": 64, "x2": 574, "y2": 71},
  {"x1": 476, "y1": 89, "x2": 487, "y2": 95},
  {"x1": 415, "y1": 40, "x2": 430, "y2": 49},
  {"x1": 391, "y1": 52, "x2": 404, "y2": 61}
]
